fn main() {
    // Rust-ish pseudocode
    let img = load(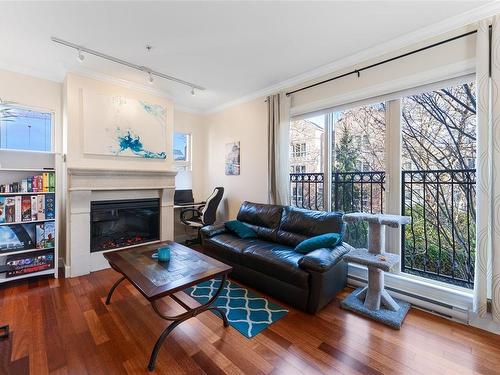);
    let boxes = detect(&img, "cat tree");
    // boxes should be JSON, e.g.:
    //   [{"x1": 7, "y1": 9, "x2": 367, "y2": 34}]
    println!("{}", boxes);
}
[{"x1": 341, "y1": 213, "x2": 411, "y2": 329}]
